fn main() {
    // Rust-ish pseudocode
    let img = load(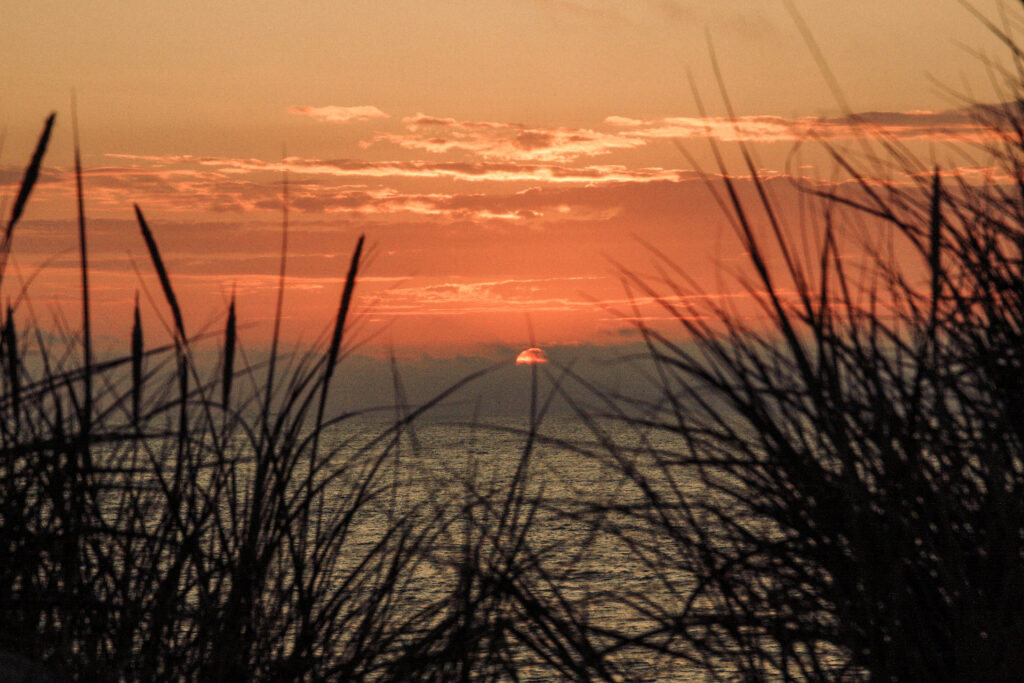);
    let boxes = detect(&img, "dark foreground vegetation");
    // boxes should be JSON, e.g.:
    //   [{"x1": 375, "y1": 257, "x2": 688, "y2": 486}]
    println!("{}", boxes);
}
[
  {"x1": 575, "y1": 114, "x2": 1024, "y2": 680},
  {"x1": 5, "y1": 18, "x2": 1024, "y2": 683}
]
